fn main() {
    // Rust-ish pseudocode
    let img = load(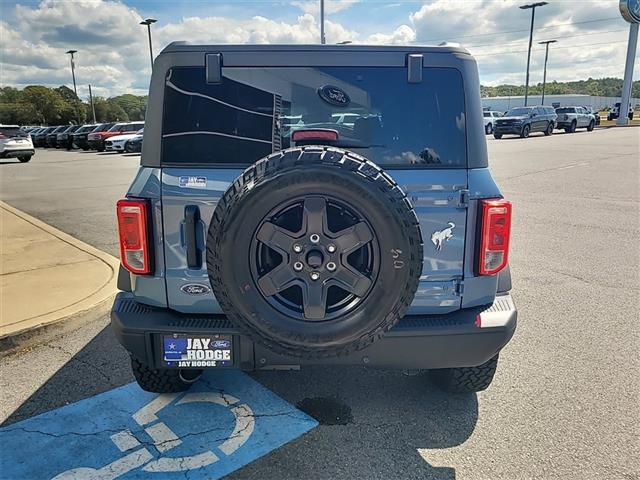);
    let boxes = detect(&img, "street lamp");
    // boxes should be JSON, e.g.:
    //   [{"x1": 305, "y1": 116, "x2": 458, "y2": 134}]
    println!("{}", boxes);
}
[
  {"x1": 66, "y1": 50, "x2": 81, "y2": 124},
  {"x1": 538, "y1": 40, "x2": 557, "y2": 105},
  {"x1": 520, "y1": 2, "x2": 548, "y2": 106},
  {"x1": 140, "y1": 18, "x2": 157, "y2": 69},
  {"x1": 320, "y1": 0, "x2": 326, "y2": 44}
]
